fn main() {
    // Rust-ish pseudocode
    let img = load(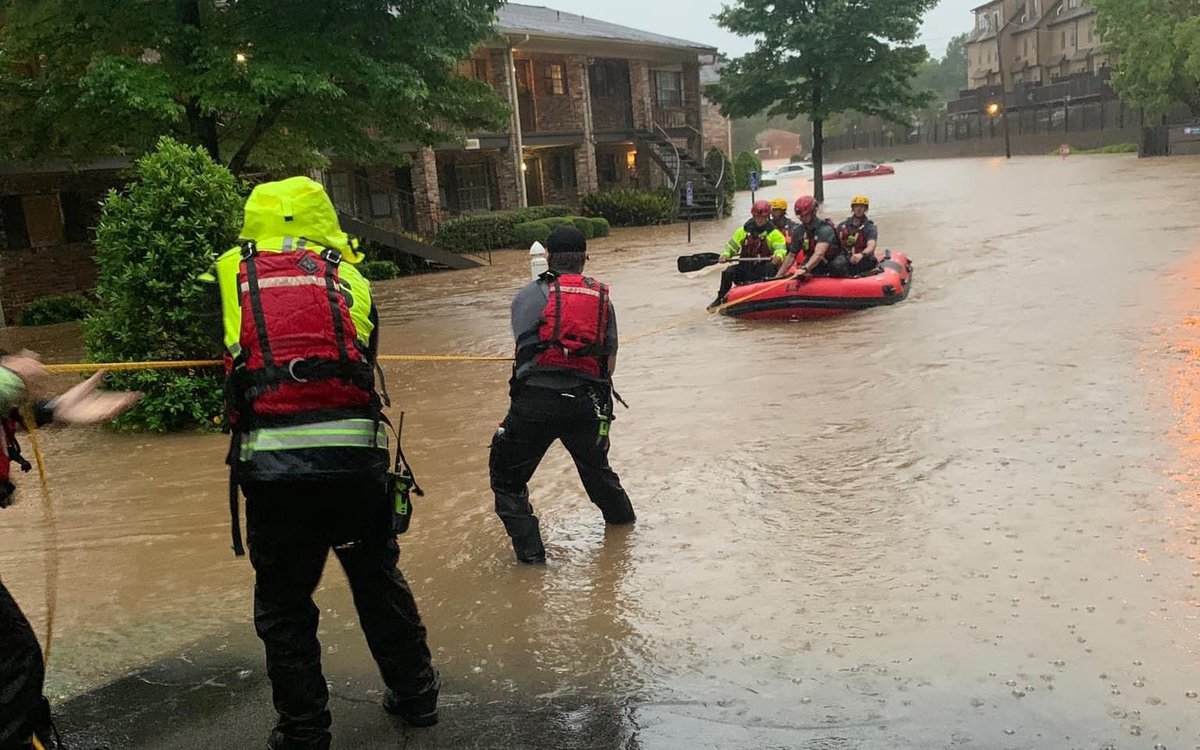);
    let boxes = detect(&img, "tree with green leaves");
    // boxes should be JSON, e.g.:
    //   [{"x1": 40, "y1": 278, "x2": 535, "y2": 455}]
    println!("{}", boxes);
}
[
  {"x1": 83, "y1": 137, "x2": 243, "y2": 431},
  {"x1": 709, "y1": 0, "x2": 937, "y2": 202},
  {"x1": 0, "y1": 0, "x2": 508, "y2": 174},
  {"x1": 1092, "y1": 0, "x2": 1200, "y2": 119},
  {"x1": 913, "y1": 33, "x2": 969, "y2": 110}
]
